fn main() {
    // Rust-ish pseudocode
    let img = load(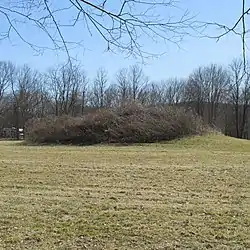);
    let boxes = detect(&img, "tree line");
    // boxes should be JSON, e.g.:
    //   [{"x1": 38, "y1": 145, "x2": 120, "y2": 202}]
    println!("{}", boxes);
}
[{"x1": 0, "y1": 59, "x2": 249, "y2": 139}]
